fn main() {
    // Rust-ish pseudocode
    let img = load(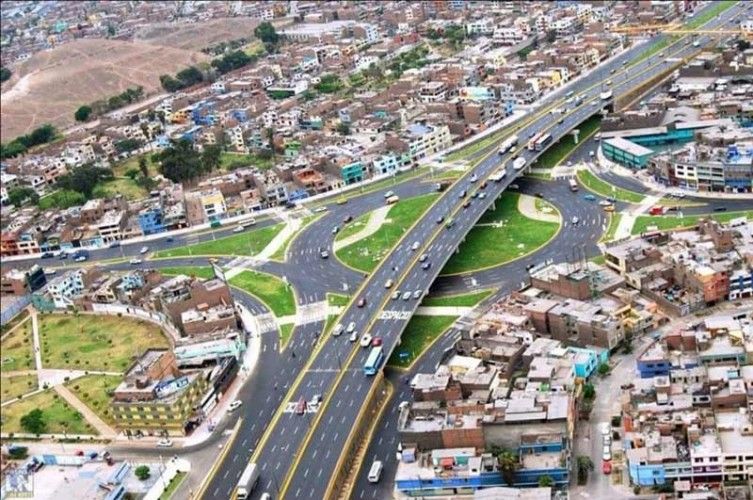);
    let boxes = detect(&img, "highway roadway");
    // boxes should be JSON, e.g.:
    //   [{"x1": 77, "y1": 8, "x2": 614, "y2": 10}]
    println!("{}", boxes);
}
[{"x1": 224, "y1": 5, "x2": 748, "y2": 499}]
